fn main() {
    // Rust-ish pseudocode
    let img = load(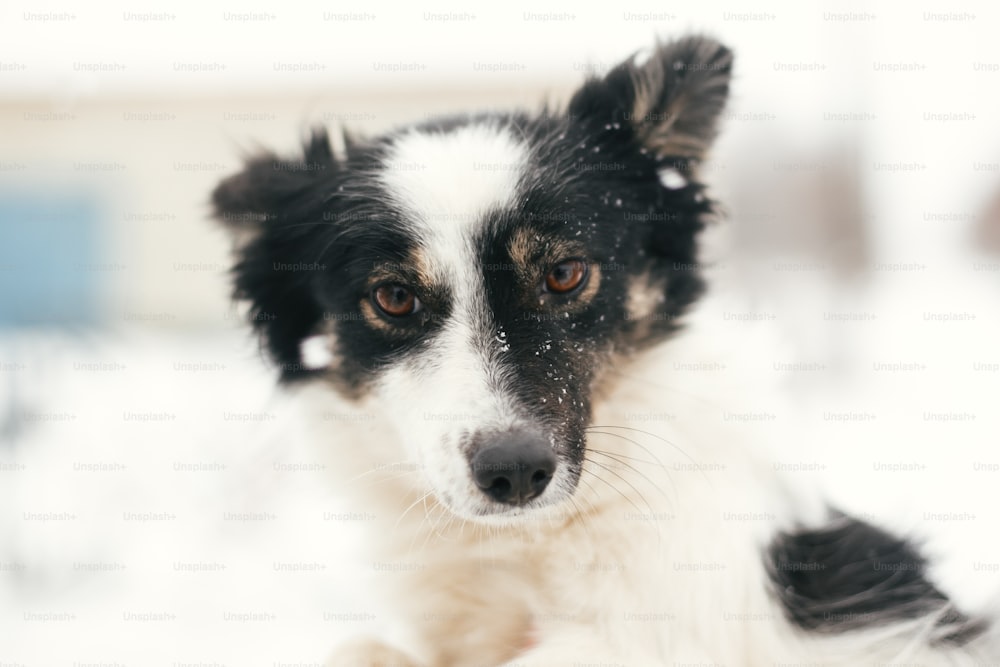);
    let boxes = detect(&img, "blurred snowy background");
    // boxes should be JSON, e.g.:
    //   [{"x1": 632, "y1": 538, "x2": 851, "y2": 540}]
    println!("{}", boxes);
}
[{"x1": 2, "y1": 0, "x2": 1000, "y2": 664}]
